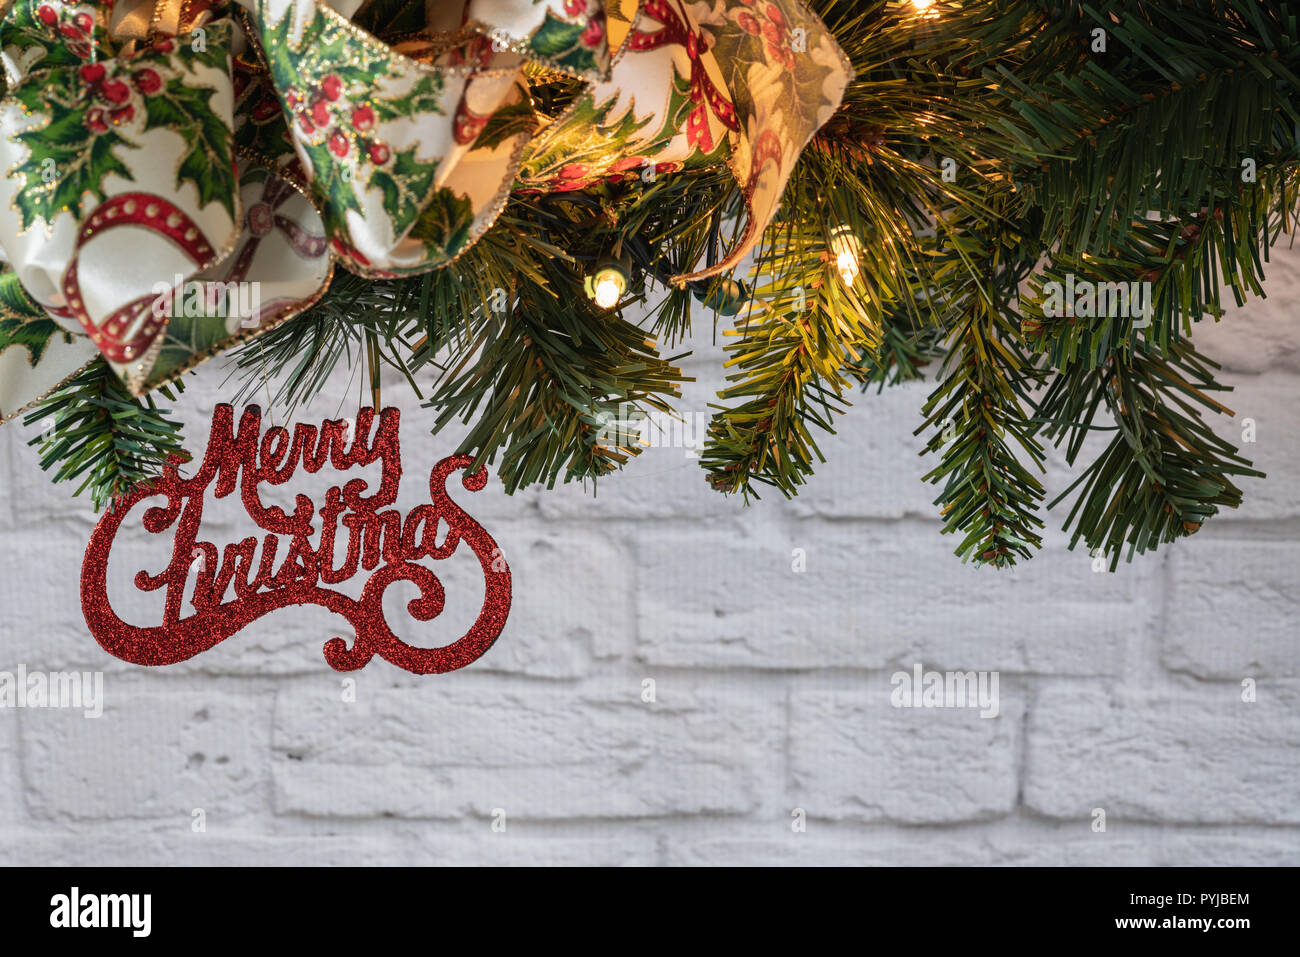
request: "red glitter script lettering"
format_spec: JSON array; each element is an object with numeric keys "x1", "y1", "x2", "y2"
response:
[{"x1": 80, "y1": 404, "x2": 511, "y2": 673}]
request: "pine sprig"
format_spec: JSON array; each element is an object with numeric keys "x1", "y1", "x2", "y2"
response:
[
  {"x1": 916, "y1": 211, "x2": 1048, "y2": 567},
  {"x1": 1038, "y1": 343, "x2": 1264, "y2": 567},
  {"x1": 229, "y1": 268, "x2": 425, "y2": 414},
  {"x1": 700, "y1": 224, "x2": 880, "y2": 499},
  {"x1": 22, "y1": 360, "x2": 186, "y2": 512}
]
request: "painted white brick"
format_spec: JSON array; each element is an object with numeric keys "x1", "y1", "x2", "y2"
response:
[
  {"x1": 663, "y1": 835, "x2": 992, "y2": 866},
  {"x1": 471, "y1": 524, "x2": 632, "y2": 676},
  {"x1": 0, "y1": 715, "x2": 24, "y2": 825},
  {"x1": 785, "y1": 379, "x2": 943, "y2": 520},
  {"x1": 0, "y1": 830, "x2": 406, "y2": 866},
  {"x1": 21, "y1": 689, "x2": 272, "y2": 820},
  {"x1": 1025, "y1": 686, "x2": 1300, "y2": 824},
  {"x1": 1203, "y1": 372, "x2": 1300, "y2": 521},
  {"x1": 635, "y1": 520, "x2": 1152, "y2": 673},
  {"x1": 386, "y1": 827, "x2": 659, "y2": 866},
  {"x1": 1183, "y1": 240, "x2": 1300, "y2": 376},
  {"x1": 0, "y1": 529, "x2": 136, "y2": 671},
  {"x1": 271, "y1": 681, "x2": 779, "y2": 819},
  {"x1": 1149, "y1": 835, "x2": 1300, "y2": 867},
  {"x1": 663, "y1": 829, "x2": 1150, "y2": 866},
  {"x1": 1164, "y1": 536, "x2": 1300, "y2": 678},
  {"x1": 789, "y1": 688, "x2": 1022, "y2": 823}
]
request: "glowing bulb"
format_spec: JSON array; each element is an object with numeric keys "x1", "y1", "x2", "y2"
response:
[
  {"x1": 586, "y1": 261, "x2": 630, "y2": 310},
  {"x1": 593, "y1": 276, "x2": 623, "y2": 309},
  {"x1": 912, "y1": 0, "x2": 934, "y2": 8},
  {"x1": 830, "y1": 224, "x2": 861, "y2": 287},
  {"x1": 836, "y1": 249, "x2": 860, "y2": 286}
]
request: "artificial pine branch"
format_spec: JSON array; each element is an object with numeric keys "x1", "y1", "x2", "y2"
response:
[
  {"x1": 423, "y1": 281, "x2": 689, "y2": 492},
  {"x1": 22, "y1": 360, "x2": 186, "y2": 512},
  {"x1": 1037, "y1": 343, "x2": 1263, "y2": 568},
  {"x1": 228, "y1": 268, "x2": 425, "y2": 415},
  {"x1": 700, "y1": 221, "x2": 880, "y2": 498},
  {"x1": 915, "y1": 202, "x2": 1049, "y2": 567},
  {"x1": 852, "y1": 305, "x2": 944, "y2": 390}
]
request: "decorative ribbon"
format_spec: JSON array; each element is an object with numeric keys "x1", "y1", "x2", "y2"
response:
[
  {"x1": 0, "y1": 0, "x2": 851, "y2": 421},
  {"x1": 225, "y1": 174, "x2": 327, "y2": 287}
]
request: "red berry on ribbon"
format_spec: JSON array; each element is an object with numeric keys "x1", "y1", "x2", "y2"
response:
[
  {"x1": 101, "y1": 80, "x2": 131, "y2": 104},
  {"x1": 352, "y1": 104, "x2": 375, "y2": 132},
  {"x1": 581, "y1": 18, "x2": 604, "y2": 48},
  {"x1": 322, "y1": 74, "x2": 342, "y2": 101},
  {"x1": 133, "y1": 68, "x2": 162, "y2": 95}
]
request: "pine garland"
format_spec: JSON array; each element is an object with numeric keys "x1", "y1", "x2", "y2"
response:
[{"x1": 27, "y1": 0, "x2": 1300, "y2": 569}]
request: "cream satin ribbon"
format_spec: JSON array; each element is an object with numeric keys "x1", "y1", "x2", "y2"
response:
[{"x1": 0, "y1": 0, "x2": 851, "y2": 421}]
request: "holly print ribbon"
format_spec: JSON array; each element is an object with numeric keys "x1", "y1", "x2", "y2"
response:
[{"x1": 0, "y1": 0, "x2": 849, "y2": 419}]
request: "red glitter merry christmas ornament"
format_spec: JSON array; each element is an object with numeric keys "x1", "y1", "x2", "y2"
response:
[{"x1": 80, "y1": 404, "x2": 511, "y2": 674}]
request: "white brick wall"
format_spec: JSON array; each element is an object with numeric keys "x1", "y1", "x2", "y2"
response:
[{"x1": 1, "y1": 245, "x2": 1299, "y2": 866}]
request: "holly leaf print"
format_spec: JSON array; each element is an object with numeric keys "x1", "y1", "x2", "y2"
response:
[
  {"x1": 147, "y1": 310, "x2": 239, "y2": 386},
  {"x1": 181, "y1": 19, "x2": 233, "y2": 74},
  {"x1": 259, "y1": 3, "x2": 395, "y2": 100},
  {"x1": 0, "y1": 271, "x2": 70, "y2": 367},
  {"x1": 11, "y1": 76, "x2": 135, "y2": 230},
  {"x1": 0, "y1": 272, "x2": 45, "y2": 318},
  {"x1": 372, "y1": 72, "x2": 445, "y2": 123},
  {"x1": 0, "y1": 314, "x2": 74, "y2": 367},
  {"x1": 476, "y1": 99, "x2": 537, "y2": 151},
  {"x1": 517, "y1": 90, "x2": 655, "y2": 187},
  {"x1": 258, "y1": 3, "x2": 415, "y2": 234},
  {"x1": 4, "y1": 2, "x2": 102, "y2": 74},
  {"x1": 298, "y1": 139, "x2": 363, "y2": 237},
  {"x1": 143, "y1": 74, "x2": 238, "y2": 219},
  {"x1": 371, "y1": 145, "x2": 438, "y2": 237},
  {"x1": 530, "y1": 11, "x2": 601, "y2": 74},
  {"x1": 407, "y1": 187, "x2": 474, "y2": 260}
]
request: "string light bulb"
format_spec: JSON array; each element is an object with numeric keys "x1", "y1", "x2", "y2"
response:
[
  {"x1": 584, "y1": 257, "x2": 631, "y2": 310},
  {"x1": 829, "y1": 224, "x2": 861, "y2": 287},
  {"x1": 592, "y1": 274, "x2": 623, "y2": 309}
]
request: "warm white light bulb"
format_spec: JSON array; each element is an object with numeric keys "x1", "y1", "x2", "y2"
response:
[
  {"x1": 836, "y1": 249, "x2": 860, "y2": 286},
  {"x1": 593, "y1": 276, "x2": 623, "y2": 309},
  {"x1": 912, "y1": 0, "x2": 935, "y2": 10},
  {"x1": 830, "y1": 226, "x2": 861, "y2": 287}
]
